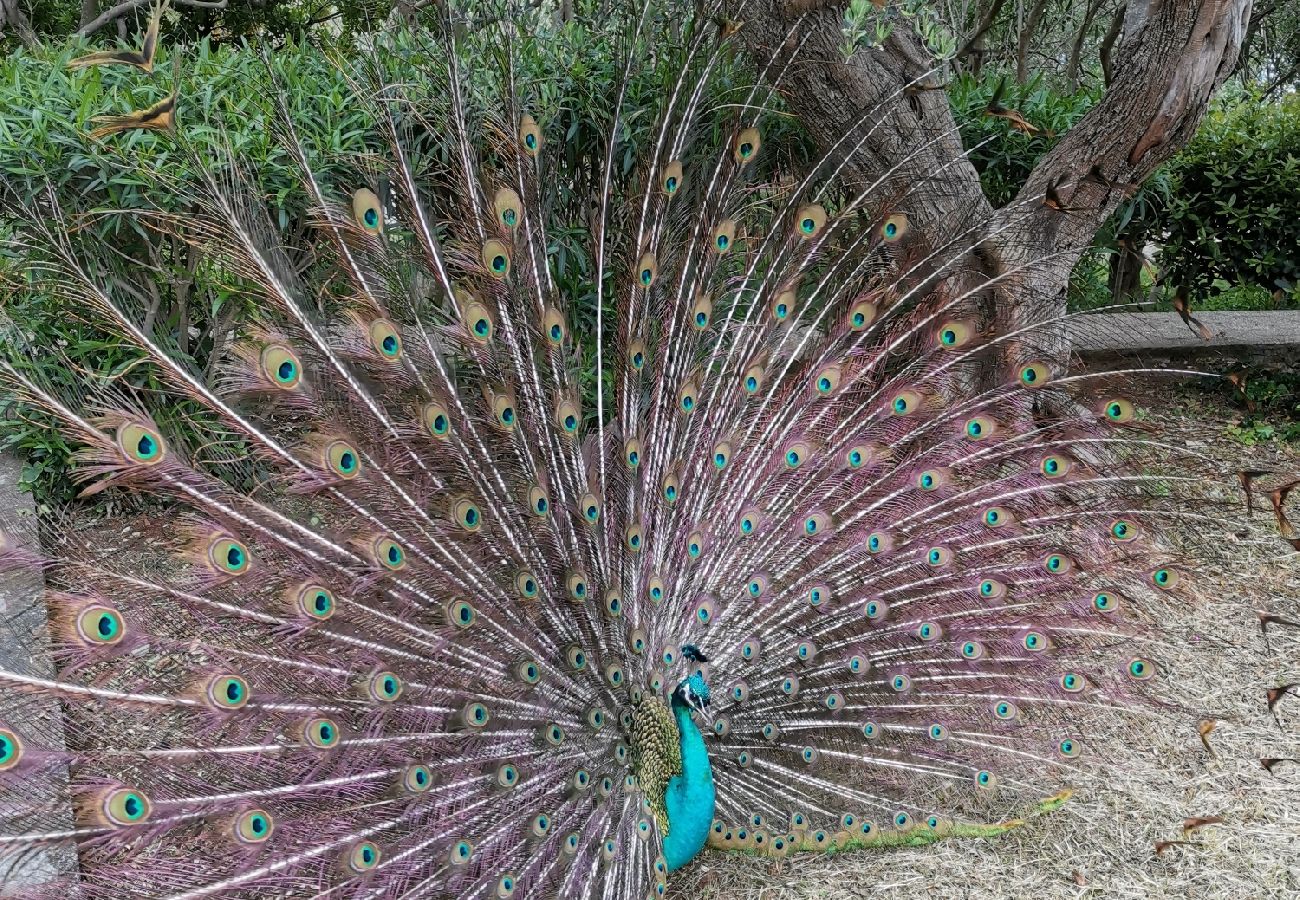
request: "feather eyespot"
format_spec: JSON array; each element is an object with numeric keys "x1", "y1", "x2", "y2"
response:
[
  {"x1": 916, "y1": 621, "x2": 942, "y2": 641},
  {"x1": 402, "y1": 765, "x2": 432, "y2": 795},
  {"x1": 847, "y1": 298, "x2": 878, "y2": 332},
  {"x1": 964, "y1": 416, "x2": 996, "y2": 440},
  {"x1": 352, "y1": 187, "x2": 382, "y2": 234},
  {"x1": 734, "y1": 127, "x2": 761, "y2": 164},
  {"x1": 845, "y1": 444, "x2": 874, "y2": 469},
  {"x1": 259, "y1": 344, "x2": 302, "y2": 390},
  {"x1": 891, "y1": 390, "x2": 921, "y2": 416},
  {"x1": 492, "y1": 393, "x2": 517, "y2": 430},
  {"x1": 325, "y1": 439, "x2": 361, "y2": 479},
  {"x1": 117, "y1": 422, "x2": 165, "y2": 466},
  {"x1": 1109, "y1": 519, "x2": 1139, "y2": 542},
  {"x1": 450, "y1": 839, "x2": 475, "y2": 866},
  {"x1": 368, "y1": 670, "x2": 403, "y2": 702},
  {"x1": 629, "y1": 340, "x2": 648, "y2": 370},
  {"x1": 742, "y1": 363, "x2": 765, "y2": 395},
  {"x1": 662, "y1": 160, "x2": 683, "y2": 195},
  {"x1": 637, "y1": 254, "x2": 658, "y2": 287},
  {"x1": 802, "y1": 511, "x2": 830, "y2": 536},
  {"x1": 691, "y1": 292, "x2": 713, "y2": 329},
  {"x1": 686, "y1": 530, "x2": 705, "y2": 560},
  {"x1": 711, "y1": 220, "x2": 736, "y2": 254},
  {"x1": 451, "y1": 497, "x2": 482, "y2": 532},
  {"x1": 879, "y1": 213, "x2": 908, "y2": 242},
  {"x1": 76, "y1": 605, "x2": 125, "y2": 645},
  {"x1": 924, "y1": 547, "x2": 952, "y2": 568},
  {"x1": 679, "y1": 379, "x2": 699, "y2": 414},
  {"x1": 770, "y1": 288, "x2": 796, "y2": 322},
  {"x1": 784, "y1": 440, "x2": 810, "y2": 469},
  {"x1": 448, "y1": 598, "x2": 478, "y2": 627},
  {"x1": 647, "y1": 576, "x2": 665, "y2": 604},
  {"x1": 102, "y1": 787, "x2": 151, "y2": 827},
  {"x1": 1060, "y1": 672, "x2": 1086, "y2": 693},
  {"x1": 982, "y1": 505, "x2": 1013, "y2": 527},
  {"x1": 373, "y1": 536, "x2": 405, "y2": 570},
  {"x1": 422, "y1": 402, "x2": 452, "y2": 439},
  {"x1": 303, "y1": 716, "x2": 341, "y2": 748},
  {"x1": 566, "y1": 573, "x2": 589, "y2": 602},
  {"x1": 1043, "y1": 552, "x2": 1073, "y2": 574},
  {"x1": 206, "y1": 673, "x2": 250, "y2": 710},
  {"x1": 492, "y1": 187, "x2": 521, "y2": 230},
  {"x1": 578, "y1": 492, "x2": 601, "y2": 525},
  {"x1": 795, "y1": 204, "x2": 826, "y2": 239},
  {"x1": 625, "y1": 524, "x2": 644, "y2": 553},
  {"x1": 542, "y1": 307, "x2": 567, "y2": 345},
  {"x1": 208, "y1": 536, "x2": 251, "y2": 576},
  {"x1": 1093, "y1": 591, "x2": 1119, "y2": 613},
  {"x1": 662, "y1": 469, "x2": 681, "y2": 503},
  {"x1": 712, "y1": 440, "x2": 732, "y2": 470},
  {"x1": 624, "y1": 438, "x2": 642, "y2": 469},
  {"x1": 1018, "y1": 361, "x2": 1051, "y2": 387},
  {"x1": 937, "y1": 321, "x2": 973, "y2": 349},
  {"x1": 234, "y1": 808, "x2": 274, "y2": 843},
  {"x1": 515, "y1": 660, "x2": 541, "y2": 685},
  {"x1": 368, "y1": 319, "x2": 402, "y2": 361},
  {"x1": 993, "y1": 700, "x2": 1018, "y2": 720},
  {"x1": 978, "y1": 578, "x2": 1006, "y2": 599},
  {"x1": 975, "y1": 770, "x2": 996, "y2": 790},
  {"x1": 865, "y1": 531, "x2": 893, "y2": 555},
  {"x1": 1057, "y1": 737, "x2": 1082, "y2": 759},
  {"x1": 482, "y1": 240, "x2": 511, "y2": 279},
  {"x1": 518, "y1": 115, "x2": 542, "y2": 155},
  {"x1": 1127, "y1": 657, "x2": 1155, "y2": 680},
  {"x1": 346, "y1": 840, "x2": 381, "y2": 873},
  {"x1": 461, "y1": 299, "x2": 495, "y2": 343},
  {"x1": 526, "y1": 484, "x2": 549, "y2": 517},
  {"x1": 746, "y1": 573, "x2": 768, "y2": 599},
  {"x1": 295, "y1": 584, "x2": 334, "y2": 621},
  {"x1": 1040, "y1": 454, "x2": 1071, "y2": 477},
  {"x1": 514, "y1": 570, "x2": 539, "y2": 600},
  {"x1": 1150, "y1": 567, "x2": 1179, "y2": 589},
  {"x1": 0, "y1": 729, "x2": 23, "y2": 772},
  {"x1": 813, "y1": 364, "x2": 842, "y2": 397},
  {"x1": 555, "y1": 400, "x2": 580, "y2": 436},
  {"x1": 1101, "y1": 398, "x2": 1135, "y2": 422}
]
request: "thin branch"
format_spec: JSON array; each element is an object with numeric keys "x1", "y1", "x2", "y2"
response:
[
  {"x1": 76, "y1": 0, "x2": 227, "y2": 39},
  {"x1": 1099, "y1": 2, "x2": 1125, "y2": 87},
  {"x1": 955, "y1": 0, "x2": 1007, "y2": 61}
]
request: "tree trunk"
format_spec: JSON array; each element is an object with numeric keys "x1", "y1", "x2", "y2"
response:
[
  {"x1": 80, "y1": 0, "x2": 99, "y2": 29},
  {"x1": 729, "y1": 0, "x2": 1251, "y2": 361}
]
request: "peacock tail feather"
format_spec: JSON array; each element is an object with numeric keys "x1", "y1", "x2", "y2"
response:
[{"x1": 0, "y1": 1, "x2": 1240, "y2": 898}]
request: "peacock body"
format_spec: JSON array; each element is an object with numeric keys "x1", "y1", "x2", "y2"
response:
[{"x1": 0, "y1": 2, "x2": 1231, "y2": 898}]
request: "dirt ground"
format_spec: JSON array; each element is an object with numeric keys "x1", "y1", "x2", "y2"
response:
[{"x1": 672, "y1": 370, "x2": 1300, "y2": 900}]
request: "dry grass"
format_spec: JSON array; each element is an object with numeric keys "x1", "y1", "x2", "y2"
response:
[{"x1": 672, "y1": 376, "x2": 1300, "y2": 900}]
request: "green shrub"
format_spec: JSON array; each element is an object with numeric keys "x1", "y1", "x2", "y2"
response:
[{"x1": 1152, "y1": 94, "x2": 1300, "y2": 307}]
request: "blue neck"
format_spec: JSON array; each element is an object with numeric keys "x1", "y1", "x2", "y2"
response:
[{"x1": 661, "y1": 697, "x2": 716, "y2": 872}]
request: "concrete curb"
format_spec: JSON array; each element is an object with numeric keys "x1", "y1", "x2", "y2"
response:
[
  {"x1": 0, "y1": 453, "x2": 78, "y2": 892},
  {"x1": 1069, "y1": 311, "x2": 1300, "y2": 355}
]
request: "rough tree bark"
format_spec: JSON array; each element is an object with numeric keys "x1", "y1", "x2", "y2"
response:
[{"x1": 730, "y1": 0, "x2": 1252, "y2": 357}]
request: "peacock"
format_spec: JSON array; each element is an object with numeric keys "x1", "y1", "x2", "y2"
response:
[{"x1": 0, "y1": 2, "x2": 1243, "y2": 898}]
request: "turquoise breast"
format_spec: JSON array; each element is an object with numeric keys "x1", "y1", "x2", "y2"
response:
[{"x1": 663, "y1": 701, "x2": 716, "y2": 871}]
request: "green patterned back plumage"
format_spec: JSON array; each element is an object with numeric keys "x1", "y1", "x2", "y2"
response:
[{"x1": 0, "y1": 1, "x2": 1240, "y2": 898}]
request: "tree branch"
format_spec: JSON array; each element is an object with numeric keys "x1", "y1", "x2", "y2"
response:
[
  {"x1": 955, "y1": 0, "x2": 1007, "y2": 62},
  {"x1": 77, "y1": 0, "x2": 227, "y2": 38}
]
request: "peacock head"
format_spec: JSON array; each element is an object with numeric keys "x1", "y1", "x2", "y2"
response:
[{"x1": 672, "y1": 645, "x2": 712, "y2": 719}]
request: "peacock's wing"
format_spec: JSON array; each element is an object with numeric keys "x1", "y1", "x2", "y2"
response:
[{"x1": 630, "y1": 695, "x2": 682, "y2": 836}]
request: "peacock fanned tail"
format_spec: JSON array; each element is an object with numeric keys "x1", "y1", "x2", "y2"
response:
[{"x1": 0, "y1": 2, "x2": 1234, "y2": 898}]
